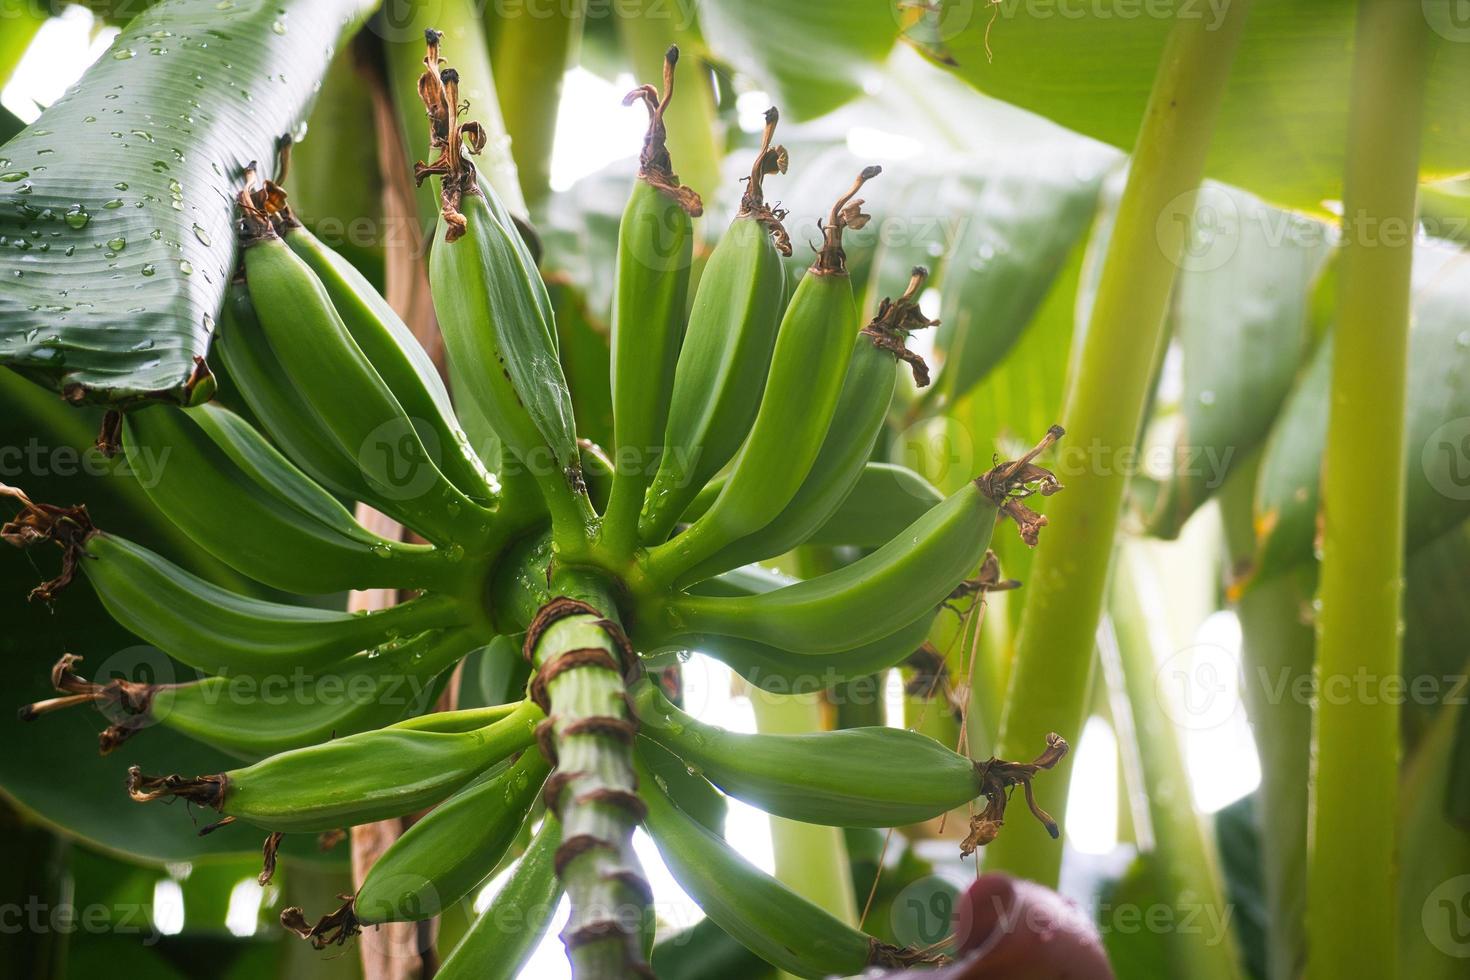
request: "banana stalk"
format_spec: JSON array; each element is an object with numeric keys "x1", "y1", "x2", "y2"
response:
[{"x1": 526, "y1": 573, "x2": 652, "y2": 978}]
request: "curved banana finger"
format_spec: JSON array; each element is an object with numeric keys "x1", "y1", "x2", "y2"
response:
[
  {"x1": 633, "y1": 680, "x2": 977, "y2": 827},
  {"x1": 126, "y1": 699, "x2": 543, "y2": 833},
  {"x1": 80, "y1": 533, "x2": 467, "y2": 675}
]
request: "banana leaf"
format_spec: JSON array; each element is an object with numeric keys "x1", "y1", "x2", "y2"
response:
[
  {"x1": 696, "y1": 1, "x2": 1470, "y2": 217},
  {"x1": 1252, "y1": 237, "x2": 1470, "y2": 581},
  {"x1": 0, "y1": 0, "x2": 376, "y2": 403},
  {"x1": 1130, "y1": 182, "x2": 1334, "y2": 538}
]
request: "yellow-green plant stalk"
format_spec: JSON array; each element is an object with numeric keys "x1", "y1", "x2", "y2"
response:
[
  {"x1": 1308, "y1": 3, "x2": 1428, "y2": 977},
  {"x1": 984, "y1": 3, "x2": 1251, "y2": 886},
  {"x1": 1107, "y1": 547, "x2": 1244, "y2": 980}
]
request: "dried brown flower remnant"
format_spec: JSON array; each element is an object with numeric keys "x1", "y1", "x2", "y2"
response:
[
  {"x1": 977, "y1": 426, "x2": 1065, "y2": 546},
  {"x1": 962, "y1": 732, "x2": 1069, "y2": 856}
]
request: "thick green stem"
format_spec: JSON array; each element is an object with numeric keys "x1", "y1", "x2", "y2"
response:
[
  {"x1": 1106, "y1": 546, "x2": 1244, "y2": 980},
  {"x1": 613, "y1": 0, "x2": 723, "y2": 205},
  {"x1": 1308, "y1": 3, "x2": 1427, "y2": 977},
  {"x1": 529, "y1": 571, "x2": 650, "y2": 978},
  {"x1": 985, "y1": 6, "x2": 1251, "y2": 885},
  {"x1": 1221, "y1": 457, "x2": 1313, "y2": 980},
  {"x1": 492, "y1": 0, "x2": 587, "y2": 206}
]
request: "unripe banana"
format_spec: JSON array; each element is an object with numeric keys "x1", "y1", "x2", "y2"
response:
[
  {"x1": 212, "y1": 279, "x2": 372, "y2": 503},
  {"x1": 679, "y1": 268, "x2": 935, "y2": 582},
  {"x1": 636, "y1": 754, "x2": 929, "y2": 979},
  {"x1": 26, "y1": 629, "x2": 479, "y2": 758},
  {"x1": 420, "y1": 63, "x2": 588, "y2": 541},
  {"x1": 237, "y1": 192, "x2": 493, "y2": 548},
  {"x1": 802, "y1": 462, "x2": 943, "y2": 548},
  {"x1": 632, "y1": 680, "x2": 977, "y2": 827},
  {"x1": 437, "y1": 815, "x2": 563, "y2": 980},
  {"x1": 646, "y1": 167, "x2": 882, "y2": 584},
  {"x1": 127, "y1": 699, "x2": 543, "y2": 832},
  {"x1": 279, "y1": 216, "x2": 497, "y2": 505},
  {"x1": 355, "y1": 749, "x2": 549, "y2": 923},
  {"x1": 684, "y1": 461, "x2": 943, "y2": 550},
  {"x1": 124, "y1": 403, "x2": 459, "y2": 595},
  {"x1": 636, "y1": 107, "x2": 789, "y2": 546},
  {"x1": 601, "y1": 45, "x2": 704, "y2": 553},
  {"x1": 658, "y1": 427, "x2": 1064, "y2": 654},
  {"x1": 78, "y1": 533, "x2": 466, "y2": 676}
]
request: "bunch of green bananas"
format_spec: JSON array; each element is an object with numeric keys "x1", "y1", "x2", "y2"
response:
[{"x1": 2, "y1": 32, "x2": 1070, "y2": 980}]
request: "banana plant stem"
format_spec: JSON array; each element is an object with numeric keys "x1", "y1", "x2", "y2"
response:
[
  {"x1": 983, "y1": 5, "x2": 1251, "y2": 885},
  {"x1": 530, "y1": 570, "x2": 652, "y2": 979},
  {"x1": 1105, "y1": 546, "x2": 1244, "y2": 980},
  {"x1": 1220, "y1": 456, "x2": 1313, "y2": 980},
  {"x1": 1308, "y1": 3, "x2": 1428, "y2": 977}
]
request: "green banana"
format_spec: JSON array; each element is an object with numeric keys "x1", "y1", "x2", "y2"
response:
[
  {"x1": 420, "y1": 62, "x2": 587, "y2": 542},
  {"x1": 437, "y1": 815, "x2": 563, "y2": 980},
  {"x1": 656, "y1": 428, "x2": 1063, "y2": 654},
  {"x1": 237, "y1": 192, "x2": 493, "y2": 548},
  {"x1": 154, "y1": 629, "x2": 480, "y2": 758},
  {"x1": 27, "y1": 628, "x2": 478, "y2": 759},
  {"x1": 279, "y1": 216, "x2": 497, "y2": 505},
  {"x1": 678, "y1": 268, "x2": 935, "y2": 582},
  {"x1": 601, "y1": 44, "x2": 703, "y2": 552},
  {"x1": 213, "y1": 279, "x2": 373, "y2": 503},
  {"x1": 633, "y1": 680, "x2": 977, "y2": 827},
  {"x1": 637, "y1": 754, "x2": 926, "y2": 979},
  {"x1": 683, "y1": 461, "x2": 943, "y2": 550},
  {"x1": 646, "y1": 167, "x2": 882, "y2": 584},
  {"x1": 127, "y1": 699, "x2": 543, "y2": 832},
  {"x1": 635, "y1": 106, "x2": 788, "y2": 546},
  {"x1": 355, "y1": 749, "x2": 550, "y2": 922},
  {"x1": 124, "y1": 403, "x2": 458, "y2": 595},
  {"x1": 802, "y1": 462, "x2": 943, "y2": 547},
  {"x1": 77, "y1": 533, "x2": 467, "y2": 676}
]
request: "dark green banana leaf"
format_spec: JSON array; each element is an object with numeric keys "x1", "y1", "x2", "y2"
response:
[
  {"x1": 1129, "y1": 182, "x2": 1333, "y2": 539},
  {"x1": 0, "y1": 0, "x2": 376, "y2": 403},
  {"x1": 1252, "y1": 237, "x2": 1470, "y2": 581},
  {"x1": 694, "y1": 0, "x2": 1470, "y2": 216}
]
